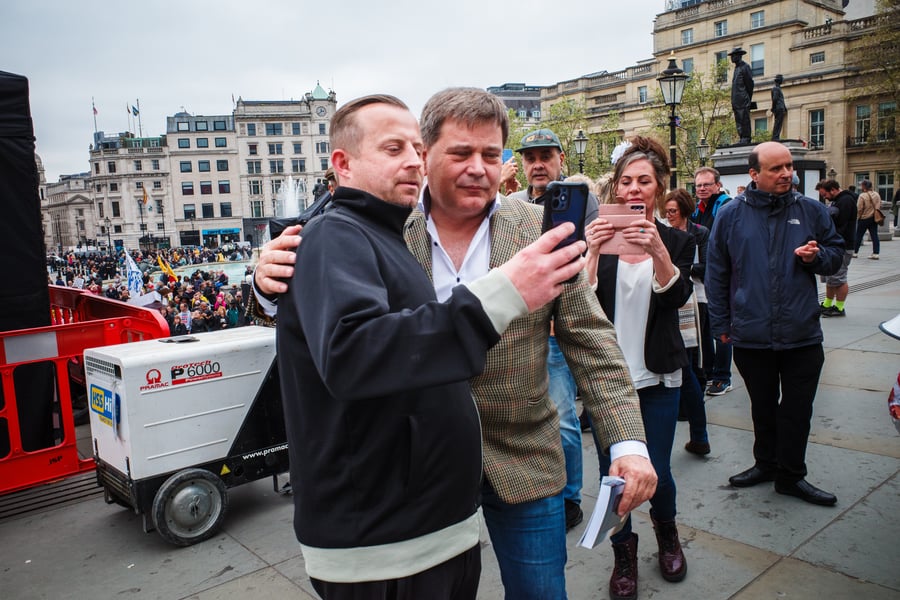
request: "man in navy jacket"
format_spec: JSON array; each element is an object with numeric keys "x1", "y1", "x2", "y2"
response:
[{"x1": 706, "y1": 142, "x2": 843, "y2": 507}]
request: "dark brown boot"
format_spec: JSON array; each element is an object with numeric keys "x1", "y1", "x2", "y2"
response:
[
  {"x1": 609, "y1": 532, "x2": 638, "y2": 600},
  {"x1": 652, "y1": 514, "x2": 687, "y2": 582}
]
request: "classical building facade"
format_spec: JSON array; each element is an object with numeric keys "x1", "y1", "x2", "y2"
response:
[
  {"x1": 488, "y1": 83, "x2": 543, "y2": 126},
  {"x1": 42, "y1": 83, "x2": 336, "y2": 254},
  {"x1": 541, "y1": 0, "x2": 895, "y2": 198},
  {"x1": 88, "y1": 132, "x2": 173, "y2": 252}
]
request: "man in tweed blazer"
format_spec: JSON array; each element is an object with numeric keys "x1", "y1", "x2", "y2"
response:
[{"x1": 254, "y1": 88, "x2": 655, "y2": 599}]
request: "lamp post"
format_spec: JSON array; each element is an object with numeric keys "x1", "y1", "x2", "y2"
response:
[
  {"x1": 697, "y1": 137, "x2": 710, "y2": 167},
  {"x1": 657, "y1": 52, "x2": 688, "y2": 189},
  {"x1": 574, "y1": 129, "x2": 588, "y2": 174},
  {"x1": 137, "y1": 199, "x2": 146, "y2": 252},
  {"x1": 189, "y1": 215, "x2": 196, "y2": 246},
  {"x1": 104, "y1": 217, "x2": 112, "y2": 256}
]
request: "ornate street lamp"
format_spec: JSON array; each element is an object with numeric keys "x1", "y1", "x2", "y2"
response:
[
  {"x1": 697, "y1": 137, "x2": 710, "y2": 167},
  {"x1": 574, "y1": 129, "x2": 588, "y2": 174},
  {"x1": 657, "y1": 52, "x2": 688, "y2": 189},
  {"x1": 104, "y1": 216, "x2": 112, "y2": 256}
]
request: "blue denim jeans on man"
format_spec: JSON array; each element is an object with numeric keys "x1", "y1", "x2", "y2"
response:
[
  {"x1": 547, "y1": 336, "x2": 582, "y2": 504},
  {"x1": 482, "y1": 482, "x2": 567, "y2": 599}
]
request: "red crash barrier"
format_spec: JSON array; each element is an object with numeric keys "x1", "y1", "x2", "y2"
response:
[{"x1": 0, "y1": 286, "x2": 170, "y2": 495}]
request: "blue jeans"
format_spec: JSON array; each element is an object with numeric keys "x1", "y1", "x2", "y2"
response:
[
  {"x1": 547, "y1": 336, "x2": 582, "y2": 504},
  {"x1": 711, "y1": 337, "x2": 732, "y2": 384},
  {"x1": 682, "y1": 350, "x2": 708, "y2": 444},
  {"x1": 854, "y1": 217, "x2": 880, "y2": 254},
  {"x1": 482, "y1": 482, "x2": 567, "y2": 600},
  {"x1": 591, "y1": 383, "x2": 680, "y2": 540}
]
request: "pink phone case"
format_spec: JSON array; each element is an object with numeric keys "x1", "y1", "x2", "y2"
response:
[{"x1": 597, "y1": 203, "x2": 646, "y2": 255}]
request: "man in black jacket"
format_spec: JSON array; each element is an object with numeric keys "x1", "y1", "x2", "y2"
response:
[
  {"x1": 815, "y1": 179, "x2": 857, "y2": 317},
  {"x1": 276, "y1": 94, "x2": 586, "y2": 599}
]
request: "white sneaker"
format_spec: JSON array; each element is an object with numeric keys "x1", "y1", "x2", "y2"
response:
[
  {"x1": 869, "y1": 254, "x2": 879, "y2": 260},
  {"x1": 852, "y1": 253, "x2": 858, "y2": 258}
]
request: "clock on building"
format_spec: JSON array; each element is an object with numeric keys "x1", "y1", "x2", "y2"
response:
[{"x1": 316, "y1": 106, "x2": 327, "y2": 117}]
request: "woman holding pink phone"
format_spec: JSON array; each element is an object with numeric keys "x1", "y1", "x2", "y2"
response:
[{"x1": 583, "y1": 136, "x2": 694, "y2": 600}]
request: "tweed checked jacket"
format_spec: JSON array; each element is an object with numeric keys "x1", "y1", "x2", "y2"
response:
[{"x1": 404, "y1": 195, "x2": 645, "y2": 505}]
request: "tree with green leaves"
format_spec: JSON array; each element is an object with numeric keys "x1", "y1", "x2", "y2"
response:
[
  {"x1": 847, "y1": 0, "x2": 900, "y2": 159},
  {"x1": 505, "y1": 99, "x2": 622, "y2": 185},
  {"x1": 648, "y1": 61, "x2": 732, "y2": 187}
]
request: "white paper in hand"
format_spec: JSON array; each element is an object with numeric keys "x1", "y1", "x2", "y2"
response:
[{"x1": 578, "y1": 476, "x2": 627, "y2": 549}]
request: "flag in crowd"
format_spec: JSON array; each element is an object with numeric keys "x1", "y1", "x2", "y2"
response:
[
  {"x1": 125, "y1": 252, "x2": 143, "y2": 297},
  {"x1": 157, "y1": 255, "x2": 177, "y2": 280}
]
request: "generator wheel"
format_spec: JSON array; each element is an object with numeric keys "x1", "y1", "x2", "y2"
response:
[{"x1": 151, "y1": 468, "x2": 227, "y2": 546}]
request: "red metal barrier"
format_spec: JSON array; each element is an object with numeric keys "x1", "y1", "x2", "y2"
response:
[{"x1": 0, "y1": 286, "x2": 170, "y2": 495}]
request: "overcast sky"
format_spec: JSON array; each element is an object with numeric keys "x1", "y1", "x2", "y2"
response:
[{"x1": 3, "y1": 0, "x2": 664, "y2": 182}]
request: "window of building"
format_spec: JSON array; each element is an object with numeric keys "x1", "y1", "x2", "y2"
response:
[
  {"x1": 810, "y1": 52, "x2": 825, "y2": 65},
  {"x1": 94, "y1": 163, "x2": 100, "y2": 174},
  {"x1": 856, "y1": 104, "x2": 871, "y2": 143},
  {"x1": 178, "y1": 138, "x2": 190, "y2": 148},
  {"x1": 318, "y1": 123, "x2": 326, "y2": 135},
  {"x1": 139, "y1": 223, "x2": 146, "y2": 232},
  {"x1": 196, "y1": 137, "x2": 209, "y2": 148},
  {"x1": 149, "y1": 139, "x2": 160, "y2": 148},
  {"x1": 292, "y1": 122, "x2": 301, "y2": 135},
  {"x1": 76, "y1": 208, "x2": 84, "y2": 217},
  {"x1": 270, "y1": 159, "x2": 284, "y2": 173},
  {"x1": 876, "y1": 172, "x2": 894, "y2": 202},
  {"x1": 251, "y1": 200, "x2": 263, "y2": 218},
  {"x1": 107, "y1": 161, "x2": 116, "y2": 173},
  {"x1": 218, "y1": 180, "x2": 231, "y2": 194},
  {"x1": 112, "y1": 225, "x2": 122, "y2": 234},
  {"x1": 877, "y1": 101, "x2": 896, "y2": 141},
  {"x1": 271, "y1": 179, "x2": 283, "y2": 195},
  {"x1": 196, "y1": 121, "x2": 209, "y2": 131},
  {"x1": 532, "y1": 109, "x2": 541, "y2": 119},
  {"x1": 249, "y1": 180, "x2": 262, "y2": 195},
  {"x1": 216, "y1": 160, "x2": 228, "y2": 171},
  {"x1": 177, "y1": 121, "x2": 190, "y2": 131},
  {"x1": 247, "y1": 160, "x2": 262, "y2": 174},
  {"x1": 180, "y1": 161, "x2": 192, "y2": 173},
  {"x1": 247, "y1": 123, "x2": 256, "y2": 136},
  {"x1": 96, "y1": 184, "x2": 102, "y2": 192},
  {"x1": 681, "y1": 29, "x2": 693, "y2": 45},
  {"x1": 112, "y1": 201, "x2": 120, "y2": 217},
  {"x1": 638, "y1": 86, "x2": 648, "y2": 103},
  {"x1": 750, "y1": 10, "x2": 765, "y2": 29},
  {"x1": 714, "y1": 50, "x2": 728, "y2": 82},
  {"x1": 265, "y1": 122, "x2": 283, "y2": 136},
  {"x1": 134, "y1": 160, "x2": 142, "y2": 171},
  {"x1": 183, "y1": 204, "x2": 196, "y2": 219},
  {"x1": 182, "y1": 182, "x2": 194, "y2": 195},
  {"x1": 292, "y1": 158, "x2": 306, "y2": 173},
  {"x1": 200, "y1": 181, "x2": 212, "y2": 195},
  {"x1": 754, "y1": 118, "x2": 768, "y2": 133},
  {"x1": 201, "y1": 203, "x2": 214, "y2": 218},
  {"x1": 98, "y1": 203, "x2": 105, "y2": 218},
  {"x1": 198, "y1": 160, "x2": 210, "y2": 172},
  {"x1": 110, "y1": 182, "x2": 118, "y2": 192},
  {"x1": 293, "y1": 142, "x2": 303, "y2": 154},
  {"x1": 268, "y1": 142, "x2": 283, "y2": 155},
  {"x1": 155, "y1": 199, "x2": 162, "y2": 215},
  {"x1": 215, "y1": 137, "x2": 227, "y2": 147},
  {"x1": 320, "y1": 158, "x2": 329, "y2": 171},
  {"x1": 315, "y1": 141, "x2": 330, "y2": 154},
  {"x1": 152, "y1": 159, "x2": 160, "y2": 170},
  {"x1": 248, "y1": 143, "x2": 258, "y2": 155},
  {"x1": 714, "y1": 20, "x2": 727, "y2": 37},
  {"x1": 750, "y1": 43, "x2": 765, "y2": 77},
  {"x1": 153, "y1": 180, "x2": 162, "y2": 190},
  {"x1": 135, "y1": 181, "x2": 143, "y2": 190},
  {"x1": 220, "y1": 202, "x2": 232, "y2": 217},
  {"x1": 156, "y1": 223, "x2": 164, "y2": 231},
  {"x1": 809, "y1": 109, "x2": 825, "y2": 148},
  {"x1": 682, "y1": 58, "x2": 694, "y2": 74},
  {"x1": 213, "y1": 120, "x2": 226, "y2": 131}
]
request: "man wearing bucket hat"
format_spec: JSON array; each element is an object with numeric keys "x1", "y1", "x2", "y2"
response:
[
  {"x1": 508, "y1": 128, "x2": 601, "y2": 532},
  {"x1": 729, "y1": 47, "x2": 755, "y2": 144}
]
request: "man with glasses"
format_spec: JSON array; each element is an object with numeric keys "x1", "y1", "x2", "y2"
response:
[{"x1": 691, "y1": 167, "x2": 733, "y2": 397}]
